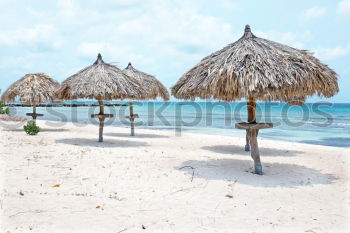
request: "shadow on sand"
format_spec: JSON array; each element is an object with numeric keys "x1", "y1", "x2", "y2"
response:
[
  {"x1": 4, "y1": 128, "x2": 69, "y2": 132},
  {"x1": 201, "y1": 145, "x2": 302, "y2": 157},
  {"x1": 41, "y1": 128, "x2": 70, "y2": 132},
  {"x1": 56, "y1": 138, "x2": 148, "y2": 148},
  {"x1": 178, "y1": 159, "x2": 336, "y2": 188},
  {"x1": 105, "y1": 132, "x2": 169, "y2": 138}
]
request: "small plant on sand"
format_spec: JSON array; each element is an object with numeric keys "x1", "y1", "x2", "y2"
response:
[
  {"x1": 0, "y1": 101, "x2": 10, "y2": 114},
  {"x1": 24, "y1": 120, "x2": 40, "y2": 135}
]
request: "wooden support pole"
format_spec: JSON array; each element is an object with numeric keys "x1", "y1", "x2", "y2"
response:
[
  {"x1": 245, "y1": 131, "x2": 250, "y2": 151},
  {"x1": 235, "y1": 122, "x2": 272, "y2": 175},
  {"x1": 129, "y1": 101, "x2": 135, "y2": 136},
  {"x1": 98, "y1": 98, "x2": 105, "y2": 142},
  {"x1": 245, "y1": 97, "x2": 256, "y2": 151},
  {"x1": 235, "y1": 123, "x2": 272, "y2": 175},
  {"x1": 247, "y1": 97, "x2": 256, "y2": 123},
  {"x1": 249, "y1": 129, "x2": 262, "y2": 175},
  {"x1": 32, "y1": 103, "x2": 37, "y2": 120}
]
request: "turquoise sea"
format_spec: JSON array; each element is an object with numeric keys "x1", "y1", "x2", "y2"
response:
[{"x1": 7, "y1": 101, "x2": 350, "y2": 148}]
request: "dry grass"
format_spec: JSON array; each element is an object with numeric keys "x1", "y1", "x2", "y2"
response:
[
  {"x1": 1, "y1": 73, "x2": 60, "y2": 104},
  {"x1": 123, "y1": 63, "x2": 169, "y2": 100},
  {"x1": 57, "y1": 54, "x2": 148, "y2": 100},
  {"x1": 171, "y1": 25, "x2": 339, "y2": 104}
]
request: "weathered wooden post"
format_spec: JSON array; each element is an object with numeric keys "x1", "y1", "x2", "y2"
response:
[
  {"x1": 236, "y1": 122, "x2": 272, "y2": 175},
  {"x1": 235, "y1": 97, "x2": 273, "y2": 175},
  {"x1": 98, "y1": 99, "x2": 104, "y2": 142},
  {"x1": 26, "y1": 102, "x2": 44, "y2": 120},
  {"x1": 126, "y1": 101, "x2": 139, "y2": 136},
  {"x1": 33, "y1": 103, "x2": 37, "y2": 120},
  {"x1": 129, "y1": 101, "x2": 135, "y2": 136},
  {"x1": 91, "y1": 97, "x2": 113, "y2": 142},
  {"x1": 249, "y1": 128, "x2": 262, "y2": 174},
  {"x1": 245, "y1": 97, "x2": 256, "y2": 151}
]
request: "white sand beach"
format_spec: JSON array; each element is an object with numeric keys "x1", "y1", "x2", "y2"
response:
[{"x1": 0, "y1": 120, "x2": 349, "y2": 233}]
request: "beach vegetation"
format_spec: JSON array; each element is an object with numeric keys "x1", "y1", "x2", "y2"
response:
[
  {"x1": 24, "y1": 120, "x2": 41, "y2": 135},
  {"x1": 0, "y1": 101, "x2": 10, "y2": 114}
]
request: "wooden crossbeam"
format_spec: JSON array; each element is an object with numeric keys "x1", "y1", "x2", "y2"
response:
[
  {"x1": 91, "y1": 114, "x2": 114, "y2": 119},
  {"x1": 125, "y1": 114, "x2": 139, "y2": 120},
  {"x1": 26, "y1": 113, "x2": 44, "y2": 117},
  {"x1": 235, "y1": 122, "x2": 273, "y2": 130}
]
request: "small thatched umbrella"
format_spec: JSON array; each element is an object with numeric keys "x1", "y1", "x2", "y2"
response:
[
  {"x1": 1, "y1": 73, "x2": 60, "y2": 120},
  {"x1": 57, "y1": 54, "x2": 147, "y2": 142},
  {"x1": 123, "y1": 62, "x2": 169, "y2": 136},
  {"x1": 172, "y1": 25, "x2": 339, "y2": 174}
]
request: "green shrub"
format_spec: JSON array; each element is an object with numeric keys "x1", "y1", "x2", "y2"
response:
[
  {"x1": 0, "y1": 101, "x2": 9, "y2": 114},
  {"x1": 24, "y1": 120, "x2": 40, "y2": 135}
]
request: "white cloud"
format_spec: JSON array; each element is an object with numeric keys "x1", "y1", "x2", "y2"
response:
[
  {"x1": 0, "y1": 52, "x2": 46, "y2": 69},
  {"x1": 337, "y1": 0, "x2": 350, "y2": 16},
  {"x1": 0, "y1": 56, "x2": 33, "y2": 69},
  {"x1": 0, "y1": 24, "x2": 63, "y2": 49},
  {"x1": 26, "y1": 6, "x2": 44, "y2": 18},
  {"x1": 55, "y1": 0, "x2": 233, "y2": 53},
  {"x1": 77, "y1": 42, "x2": 155, "y2": 68},
  {"x1": 301, "y1": 6, "x2": 326, "y2": 20},
  {"x1": 57, "y1": 0, "x2": 76, "y2": 22},
  {"x1": 314, "y1": 44, "x2": 350, "y2": 61},
  {"x1": 255, "y1": 30, "x2": 313, "y2": 49},
  {"x1": 56, "y1": 0, "x2": 141, "y2": 25},
  {"x1": 115, "y1": 1, "x2": 234, "y2": 53},
  {"x1": 255, "y1": 30, "x2": 349, "y2": 61},
  {"x1": 116, "y1": 15, "x2": 152, "y2": 36},
  {"x1": 73, "y1": 0, "x2": 235, "y2": 71},
  {"x1": 218, "y1": 0, "x2": 236, "y2": 9},
  {"x1": 77, "y1": 42, "x2": 127, "y2": 58}
]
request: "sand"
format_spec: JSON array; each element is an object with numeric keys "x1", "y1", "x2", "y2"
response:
[{"x1": 0, "y1": 120, "x2": 349, "y2": 233}]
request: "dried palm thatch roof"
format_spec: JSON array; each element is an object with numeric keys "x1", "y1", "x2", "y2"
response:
[
  {"x1": 57, "y1": 54, "x2": 148, "y2": 100},
  {"x1": 1, "y1": 73, "x2": 60, "y2": 104},
  {"x1": 123, "y1": 63, "x2": 169, "y2": 100},
  {"x1": 171, "y1": 25, "x2": 339, "y2": 104}
]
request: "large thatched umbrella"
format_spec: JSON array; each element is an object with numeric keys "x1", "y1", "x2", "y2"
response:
[
  {"x1": 123, "y1": 62, "x2": 169, "y2": 136},
  {"x1": 57, "y1": 54, "x2": 147, "y2": 142},
  {"x1": 1, "y1": 73, "x2": 60, "y2": 120},
  {"x1": 172, "y1": 25, "x2": 339, "y2": 175}
]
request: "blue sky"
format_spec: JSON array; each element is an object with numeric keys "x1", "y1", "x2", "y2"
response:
[{"x1": 0, "y1": 0, "x2": 349, "y2": 102}]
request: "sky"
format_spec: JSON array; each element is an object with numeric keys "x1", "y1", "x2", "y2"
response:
[{"x1": 0, "y1": 0, "x2": 349, "y2": 102}]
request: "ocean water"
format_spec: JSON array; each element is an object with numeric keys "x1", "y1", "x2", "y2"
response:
[{"x1": 6, "y1": 101, "x2": 350, "y2": 148}]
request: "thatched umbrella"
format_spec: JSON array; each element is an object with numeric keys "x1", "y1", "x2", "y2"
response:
[
  {"x1": 57, "y1": 54, "x2": 147, "y2": 142},
  {"x1": 123, "y1": 62, "x2": 169, "y2": 136},
  {"x1": 172, "y1": 25, "x2": 339, "y2": 174},
  {"x1": 1, "y1": 73, "x2": 60, "y2": 120}
]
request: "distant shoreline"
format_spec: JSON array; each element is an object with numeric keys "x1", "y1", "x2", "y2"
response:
[
  {"x1": 3, "y1": 102, "x2": 350, "y2": 148},
  {"x1": 4, "y1": 103, "x2": 128, "y2": 107},
  {"x1": 2, "y1": 118, "x2": 349, "y2": 149}
]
